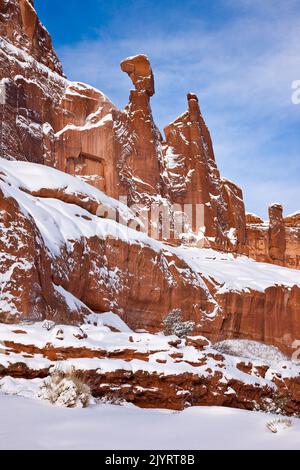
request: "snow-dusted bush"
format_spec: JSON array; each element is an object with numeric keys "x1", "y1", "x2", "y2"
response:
[
  {"x1": 38, "y1": 368, "x2": 92, "y2": 408},
  {"x1": 100, "y1": 394, "x2": 126, "y2": 405},
  {"x1": 266, "y1": 418, "x2": 292, "y2": 434},
  {"x1": 179, "y1": 233, "x2": 198, "y2": 246},
  {"x1": 163, "y1": 309, "x2": 195, "y2": 338}
]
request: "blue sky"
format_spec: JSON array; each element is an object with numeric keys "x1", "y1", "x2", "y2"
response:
[{"x1": 35, "y1": 0, "x2": 300, "y2": 218}]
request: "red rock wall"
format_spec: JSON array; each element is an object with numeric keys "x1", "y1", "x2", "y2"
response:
[
  {"x1": 0, "y1": 1, "x2": 249, "y2": 250},
  {"x1": 199, "y1": 286, "x2": 300, "y2": 357},
  {"x1": 2, "y1": 0, "x2": 299, "y2": 263}
]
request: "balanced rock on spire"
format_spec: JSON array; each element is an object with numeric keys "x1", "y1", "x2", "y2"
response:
[{"x1": 120, "y1": 54, "x2": 155, "y2": 96}]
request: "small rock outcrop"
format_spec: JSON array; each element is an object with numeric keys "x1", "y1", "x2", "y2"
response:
[
  {"x1": 0, "y1": 160, "x2": 300, "y2": 355},
  {"x1": 246, "y1": 206, "x2": 300, "y2": 269},
  {"x1": 1, "y1": 2, "x2": 298, "y2": 261}
]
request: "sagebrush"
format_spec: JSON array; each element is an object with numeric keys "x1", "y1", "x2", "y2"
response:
[{"x1": 38, "y1": 367, "x2": 92, "y2": 408}]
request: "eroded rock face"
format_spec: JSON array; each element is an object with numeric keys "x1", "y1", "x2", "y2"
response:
[
  {"x1": 162, "y1": 94, "x2": 247, "y2": 251},
  {"x1": 285, "y1": 213, "x2": 300, "y2": 269},
  {"x1": 0, "y1": 1, "x2": 249, "y2": 250},
  {"x1": 199, "y1": 286, "x2": 300, "y2": 356},
  {"x1": 2, "y1": 1, "x2": 299, "y2": 262},
  {"x1": 246, "y1": 208, "x2": 300, "y2": 269},
  {"x1": 163, "y1": 94, "x2": 225, "y2": 237},
  {"x1": 0, "y1": 165, "x2": 215, "y2": 328},
  {"x1": 115, "y1": 55, "x2": 162, "y2": 204},
  {"x1": 0, "y1": 0, "x2": 66, "y2": 163},
  {"x1": 269, "y1": 204, "x2": 286, "y2": 264}
]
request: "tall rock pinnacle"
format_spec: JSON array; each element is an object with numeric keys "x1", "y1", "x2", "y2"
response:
[{"x1": 268, "y1": 203, "x2": 286, "y2": 264}]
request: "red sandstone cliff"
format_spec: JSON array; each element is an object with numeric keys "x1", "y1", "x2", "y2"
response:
[
  {"x1": 1, "y1": 0, "x2": 299, "y2": 264},
  {"x1": 162, "y1": 93, "x2": 247, "y2": 251},
  {"x1": 0, "y1": 0, "x2": 63, "y2": 74}
]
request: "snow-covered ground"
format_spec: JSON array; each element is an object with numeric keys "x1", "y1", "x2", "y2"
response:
[{"x1": 0, "y1": 394, "x2": 299, "y2": 450}]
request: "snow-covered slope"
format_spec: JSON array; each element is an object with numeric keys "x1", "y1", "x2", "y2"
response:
[
  {"x1": 1, "y1": 158, "x2": 299, "y2": 291},
  {"x1": 173, "y1": 246, "x2": 300, "y2": 293},
  {"x1": 1, "y1": 319, "x2": 298, "y2": 381}
]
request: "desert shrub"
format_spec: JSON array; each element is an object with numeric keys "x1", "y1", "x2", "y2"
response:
[
  {"x1": 266, "y1": 418, "x2": 292, "y2": 433},
  {"x1": 38, "y1": 367, "x2": 92, "y2": 408},
  {"x1": 163, "y1": 309, "x2": 195, "y2": 338},
  {"x1": 0, "y1": 340, "x2": 5, "y2": 354}
]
